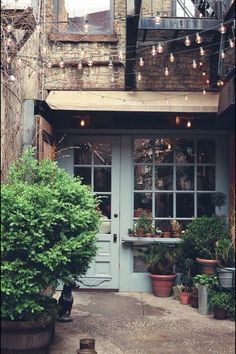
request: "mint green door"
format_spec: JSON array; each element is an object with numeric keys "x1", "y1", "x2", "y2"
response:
[{"x1": 57, "y1": 136, "x2": 120, "y2": 289}]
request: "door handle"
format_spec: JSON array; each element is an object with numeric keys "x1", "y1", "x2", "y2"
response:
[{"x1": 113, "y1": 234, "x2": 117, "y2": 243}]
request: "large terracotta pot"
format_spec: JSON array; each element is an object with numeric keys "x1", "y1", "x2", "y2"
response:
[
  {"x1": 1, "y1": 317, "x2": 55, "y2": 354},
  {"x1": 196, "y1": 257, "x2": 219, "y2": 275},
  {"x1": 150, "y1": 274, "x2": 176, "y2": 297}
]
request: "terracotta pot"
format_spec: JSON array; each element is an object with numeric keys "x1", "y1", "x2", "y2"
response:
[
  {"x1": 150, "y1": 274, "x2": 176, "y2": 297},
  {"x1": 146, "y1": 233, "x2": 155, "y2": 238},
  {"x1": 196, "y1": 258, "x2": 219, "y2": 275},
  {"x1": 136, "y1": 228, "x2": 144, "y2": 237},
  {"x1": 162, "y1": 231, "x2": 172, "y2": 238},
  {"x1": 213, "y1": 306, "x2": 227, "y2": 320},
  {"x1": 180, "y1": 292, "x2": 191, "y2": 305},
  {"x1": 190, "y1": 293, "x2": 199, "y2": 308}
]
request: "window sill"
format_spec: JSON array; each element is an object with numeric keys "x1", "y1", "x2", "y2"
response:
[
  {"x1": 48, "y1": 33, "x2": 119, "y2": 43},
  {"x1": 122, "y1": 236, "x2": 182, "y2": 245}
]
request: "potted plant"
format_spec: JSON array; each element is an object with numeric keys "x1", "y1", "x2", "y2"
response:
[
  {"x1": 159, "y1": 220, "x2": 172, "y2": 238},
  {"x1": 179, "y1": 274, "x2": 193, "y2": 305},
  {"x1": 193, "y1": 274, "x2": 218, "y2": 315},
  {"x1": 208, "y1": 288, "x2": 232, "y2": 320},
  {"x1": 211, "y1": 192, "x2": 226, "y2": 214},
  {"x1": 216, "y1": 237, "x2": 235, "y2": 288},
  {"x1": 135, "y1": 212, "x2": 154, "y2": 237},
  {"x1": 1, "y1": 148, "x2": 100, "y2": 354},
  {"x1": 170, "y1": 218, "x2": 182, "y2": 238},
  {"x1": 137, "y1": 243, "x2": 178, "y2": 297},
  {"x1": 181, "y1": 216, "x2": 228, "y2": 274}
]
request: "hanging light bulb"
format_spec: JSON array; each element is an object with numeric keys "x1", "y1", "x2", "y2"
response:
[
  {"x1": 83, "y1": 19, "x2": 89, "y2": 33},
  {"x1": 219, "y1": 23, "x2": 226, "y2": 34},
  {"x1": 59, "y1": 59, "x2": 64, "y2": 68},
  {"x1": 108, "y1": 59, "x2": 113, "y2": 69},
  {"x1": 47, "y1": 61, "x2": 52, "y2": 68},
  {"x1": 185, "y1": 36, "x2": 191, "y2": 46},
  {"x1": 154, "y1": 13, "x2": 161, "y2": 25},
  {"x1": 217, "y1": 80, "x2": 221, "y2": 87},
  {"x1": 111, "y1": 75, "x2": 115, "y2": 83},
  {"x1": 199, "y1": 61, "x2": 203, "y2": 67},
  {"x1": 229, "y1": 39, "x2": 235, "y2": 48},
  {"x1": 203, "y1": 88, "x2": 206, "y2": 95},
  {"x1": 139, "y1": 57, "x2": 144, "y2": 66},
  {"x1": 165, "y1": 98, "x2": 168, "y2": 105},
  {"x1": 118, "y1": 50, "x2": 123, "y2": 60},
  {"x1": 200, "y1": 47, "x2": 205, "y2": 56},
  {"x1": 87, "y1": 58, "x2": 93, "y2": 67},
  {"x1": 151, "y1": 45, "x2": 157, "y2": 56},
  {"x1": 78, "y1": 61, "x2": 83, "y2": 70},
  {"x1": 6, "y1": 24, "x2": 13, "y2": 33},
  {"x1": 157, "y1": 42, "x2": 164, "y2": 53},
  {"x1": 202, "y1": 71, "x2": 206, "y2": 76},
  {"x1": 195, "y1": 32, "x2": 202, "y2": 44},
  {"x1": 167, "y1": 143, "x2": 172, "y2": 150},
  {"x1": 206, "y1": 79, "x2": 210, "y2": 84},
  {"x1": 80, "y1": 119, "x2": 85, "y2": 127},
  {"x1": 192, "y1": 60, "x2": 197, "y2": 69},
  {"x1": 187, "y1": 120, "x2": 192, "y2": 128},
  {"x1": 185, "y1": 95, "x2": 188, "y2": 101},
  {"x1": 164, "y1": 67, "x2": 169, "y2": 76},
  {"x1": 220, "y1": 80, "x2": 224, "y2": 86},
  {"x1": 220, "y1": 50, "x2": 225, "y2": 59},
  {"x1": 175, "y1": 116, "x2": 181, "y2": 125},
  {"x1": 137, "y1": 72, "x2": 142, "y2": 81},
  {"x1": 169, "y1": 53, "x2": 175, "y2": 62}
]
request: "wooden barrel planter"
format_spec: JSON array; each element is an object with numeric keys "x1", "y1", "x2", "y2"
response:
[{"x1": 1, "y1": 317, "x2": 55, "y2": 354}]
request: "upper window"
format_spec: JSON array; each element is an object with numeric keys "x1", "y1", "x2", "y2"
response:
[{"x1": 55, "y1": 0, "x2": 113, "y2": 34}]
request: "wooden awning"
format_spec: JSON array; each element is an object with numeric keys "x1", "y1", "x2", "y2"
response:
[{"x1": 46, "y1": 91, "x2": 219, "y2": 113}]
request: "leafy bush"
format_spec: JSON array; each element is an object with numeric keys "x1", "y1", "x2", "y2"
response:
[
  {"x1": 1, "y1": 148, "x2": 100, "y2": 321},
  {"x1": 181, "y1": 216, "x2": 228, "y2": 260},
  {"x1": 193, "y1": 274, "x2": 218, "y2": 287},
  {"x1": 208, "y1": 289, "x2": 232, "y2": 311},
  {"x1": 216, "y1": 238, "x2": 235, "y2": 267}
]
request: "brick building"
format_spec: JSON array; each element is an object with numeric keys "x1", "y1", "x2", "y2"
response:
[{"x1": 1, "y1": 0, "x2": 235, "y2": 292}]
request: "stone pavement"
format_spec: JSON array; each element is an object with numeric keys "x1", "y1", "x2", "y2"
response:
[{"x1": 49, "y1": 291, "x2": 235, "y2": 354}]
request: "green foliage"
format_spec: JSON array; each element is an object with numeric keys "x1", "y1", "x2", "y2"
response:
[
  {"x1": 193, "y1": 274, "x2": 218, "y2": 287},
  {"x1": 1, "y1": 148, "x2": 100, "y2": 321},
  {"x1": 135, "y1": 212, "x2": 153, "y2": 234},
  {"x1": 216, "y1": 238, "x2": 235, "y2": 267},
  {"x1": 208, "y1": 289, "x2": 232, "y2": 311},
  {"x1": 181, "y1": 216, "x2": 228, "y2": 260},
  {"x1": 137, "y1": 243, "x2": 178, "y2": 274}
]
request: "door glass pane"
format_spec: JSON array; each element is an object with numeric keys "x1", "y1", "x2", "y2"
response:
[
  {"x1": 176, "y1": 193, "x2": 194, "y2": 217},
  {"x1": 94, "y1": 167, "x2": 111, "y2": 192},
  {"x1": 74, "y1": 143, "x2": 92, "y2": 164},
  {"x1": 197, "y1": 193, "x2": 215, "y2": 216},
  {"x1": 197, "y1": 166, "x2": 215, "y2": 190},
  {"x1": 175, "y1": 139, "x2": 194, "y2": 163},
  {"x1": 134, "y1": 192, "x2": 152, "y2": 216},
  {"x1": 134, "y1": 139, "x2": 153, "y2": 163},
  {"x1": 133, "y1": 246, "x2": 147, "y2": 273},
  {"x1": 134, "y1": 165, "x2": 152, "y2": 190},
  {"x1": 96, "y1": 195, "x2": 111, "y2": 219},
  {"x1": 176, "y1": 166, "x2": 194, "y2": 190},
  {"x1": 94, "y1": 143, "x2": 112, "y2": 165},
  {"x1": 74, "y1": 167, "x2": 91, "y2": 186},
  {"x1": 197, "y1": 140, "x2": 215, "y2": 163},
  {"x1": 155, "y1": 193, "x2": 173, "y2": 217},
  {"x1": 155, "y1": 138, "x2": 173, "y2": 163},
  {"x1": 155, "y1": 166, "x2": 173, "y2": 190}
]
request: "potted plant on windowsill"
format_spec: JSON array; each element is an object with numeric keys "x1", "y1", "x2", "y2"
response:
[
  {"x1": 160, "y1": 220, "x2": 172, "y2": 238},
  {"x1": 170, "y1": 218, "x2": 182, "y2": 238},
  {"x1": 135, "y1": 212, "x2": 154, "y2": 237},
  {"x1": 1, "y1": 148, "x2": 100, "y2": 354},
  {"x1": 137, "y1": 243, "x2": 178, "y2": 297},
  {"x1": 181, "y1": 216, "x2": 228, "y2": 275}
]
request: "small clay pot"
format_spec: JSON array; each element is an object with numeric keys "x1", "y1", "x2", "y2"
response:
[
  {"x1": 162, "y1": 231, "x2": 172, "y2": 238},
  {"x1": 180, "y1": 291, "x2": 191, "y2": 305}
]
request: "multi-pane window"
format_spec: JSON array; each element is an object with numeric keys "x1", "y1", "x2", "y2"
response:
[
  {"x1": 55, "y1": 0, "x2": 113, "y2": 34},
  {"x1": 133, "y1": 137, "x2": 216, "y2": 231}
]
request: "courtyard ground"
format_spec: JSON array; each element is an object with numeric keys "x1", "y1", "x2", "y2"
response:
[{"x1": 49, "y1": 291, "x2": 235, "y2": 354}]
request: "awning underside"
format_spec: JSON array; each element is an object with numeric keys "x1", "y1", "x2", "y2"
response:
[{"x1": 46, "y1": 91, "x2": 219, "y2": 113}]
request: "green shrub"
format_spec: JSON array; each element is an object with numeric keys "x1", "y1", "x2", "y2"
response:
[
  {"x1": 208, "y1": 289, "x2": 232, "y2": 311},
  {"x1": 1, "y1": 148, "x2": 100, "y2": 321}
]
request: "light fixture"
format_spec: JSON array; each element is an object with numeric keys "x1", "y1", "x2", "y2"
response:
[
  {"x1": 199, "y1": 61, "x2": 203, "y2": 66},
  {"x1": 175, "y1": 116, "x2": 181, "y2": 125},
  {"x1": 203, "y1": 88, "x2": 206, "y2": 95},
  {"x1": 185, "y1": 95, "x2": 188, "y2": 101},
  {"x1": 6, "y1": 24, "x2": 13, "y2": 33},
  {"x1": 47, "y1": 61, "x2": 52, "y2": 68},
  {"x1": 206, "y1": 79, "x2": 210, "y2": 84},
  {"x1": 219, "y1": 23, "x2": 226, "y2": 34},
  {"x1": 187, "y1": 120, "x2": 192, "y2": 128},
  {"x1": 195, "y1": 32, "x2": 202, "y2": 44},
  {"x1": 192, "y1": 60, "x2": 197, "y2": 69},
  {"x1": 220, "y1": 50, "x2": 225, "y2": 59},
  {"x1": 157, "y1": 42, "x2": 164, "y2": 53},
  {"x1": 185, "y1": 36, "x2": 191, "y2": 46},
  {"x1": 108, "y1": 59, "x2": 113, "y2": 69},
  {"x1": 165, "y1": 98, "x2": 168, "y2": 105},
  {"x1": 154, "y1": 13, "x2": 161, "y2": 25},
  {"x1": 229, "y1": 38, "x2": 235, "y2": 48},
  {"x1": 111, "y1": 75, "x2": 115, "y2": 83},
  {"x1": 200, "y1": 47, "x2": 205, "y2": 56},
  {"x1": 59, "y1": 59, "x2": 64, "y2": 68},
  {"x1": 139, "y1": 57, "x2": 144, "y2": 66},
  {"x1": 83, "y1": 19, "x2": 89, "y2": 33},
  {"x1": 80, "y1": 119, "x2": 85, "y2": 127},
  {"x1": 202, "y1": 71, "x2": 206, "y2": 76},
  {"x1": 137, "y1": 72, "x2": 142, "y2": 81},
  {"x1": 169, "y1": 53, "x2": 175, "y2": 62},
  {"x1": 220, "y1": 80, "x2": 224, "y2": 86},
  {"x1": 151, "y1": 45, "x2": 157, "y2": 56},
  {"x1": 78, "y1": 61, "x2": 83, "y2": 70},
  {"x1": 87, "y1": 58, "x2": 93, "y2": 67},
  {"x1": 167, "y1": 143, "x2": 172, "y2": 150},
  {"x1": 164, "y1": 67, "x2": 169, "y2": 76}
]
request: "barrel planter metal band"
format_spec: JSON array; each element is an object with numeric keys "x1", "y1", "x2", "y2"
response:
[{"x1": 1, "y1": 318, "x2": 55, "y2": 354}]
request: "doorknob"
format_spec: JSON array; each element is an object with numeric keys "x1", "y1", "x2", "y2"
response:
[
  {"x1": 114, "y1": 213, "x2": 118, "y2": 218},
  {"x1": 113, "y1": 234, "x2": 117, "y2": 243}
]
